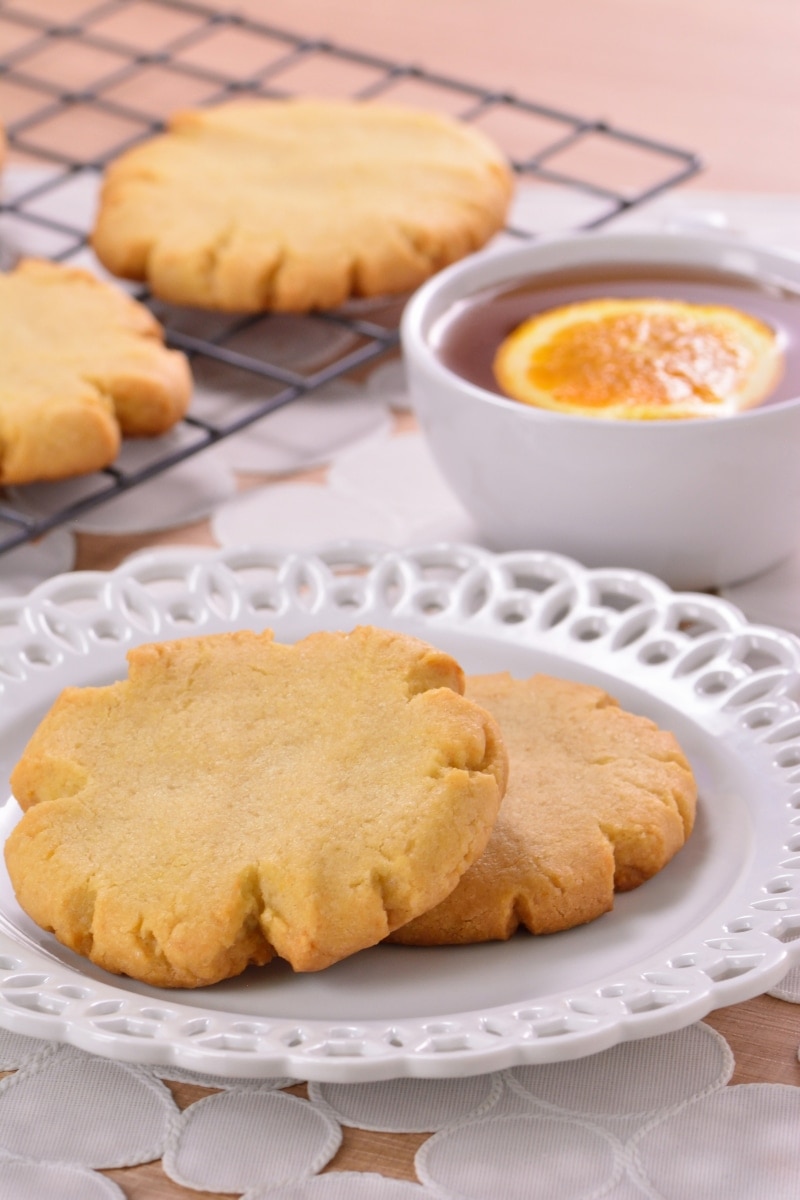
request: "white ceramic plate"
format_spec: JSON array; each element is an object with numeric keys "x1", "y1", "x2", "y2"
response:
[{"x1": 0, "y1": 543, "x2": 798, "y2": 1082}]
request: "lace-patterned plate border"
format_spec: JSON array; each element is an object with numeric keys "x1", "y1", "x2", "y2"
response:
[{"x1": 0, "y1": 541, "x2": 798, "y2": 1081}]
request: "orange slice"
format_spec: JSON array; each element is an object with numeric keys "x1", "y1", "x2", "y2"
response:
[{"x1": 493, "y1": 297, "x2": 783, "y2": 419}]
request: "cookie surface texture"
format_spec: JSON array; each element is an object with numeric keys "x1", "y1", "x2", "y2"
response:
[
  {"x1": 91, "y1": 98, "x2": 513, "y2": 312},
  {"x1": 392, "y1": 672, "x2": 696, "y2": 945},
  {"x1": 6, "y1": 626, "x2": 507, "y2": 987},
  {"x1": 0, "y1": 259, "x2": 191, "y2": 485}
]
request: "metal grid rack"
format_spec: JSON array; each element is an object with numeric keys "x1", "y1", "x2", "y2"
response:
[{"x1": 0, "y1": 0, "x2": 701, "y2": 558}]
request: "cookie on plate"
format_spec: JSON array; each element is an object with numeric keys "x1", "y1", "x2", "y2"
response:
[
  {"x1": 5, "y1": 626, "x2": 507, "y2": 988},
  {"x1": 91, "y1": 97, "x2": 513, "y2": 312},
  {"x1": 0, "y1": 258, "x2": 191, "y2": 485},
  {"x1": 391, "y1": 672, "x2": 696, "y2": 945}
]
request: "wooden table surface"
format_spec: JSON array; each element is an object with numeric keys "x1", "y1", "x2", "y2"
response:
[
  {"x1": 2, "y1": 1, "x2": 799, "y2": 1196},
  {"x1": 228, "y1": 0, "x2": 800, "y2": 192}
]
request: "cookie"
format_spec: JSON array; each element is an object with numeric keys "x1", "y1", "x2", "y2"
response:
[
  {"x1": 5, "y1": 626, "x2": 507, "y2": 988},
  {"x1": 391, "y1": 672, "x2": 696, "y2": 945},
  {"x1": 494, "y1": 297, "x2": 783, "y2": 419},
  {"x1": 0, "y1": 259, "x2": 191, "y2": 485},
  {"x1": 91, "y1": 97, "x2": 513, "y2": 312}
]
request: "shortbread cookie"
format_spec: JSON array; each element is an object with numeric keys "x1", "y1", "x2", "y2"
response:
[
  {"x1": 91, "y1": 98, "x2": 513, "y2": 312},
  {"x1": 6, "y1": 626, "x2": 507, "y2": 988},
  {"x1": 392, "y1": 673, "x2": 696, "y2": 945},
  {"x1": 0, "y1": 258, "x2": 191, "y2": 485}
]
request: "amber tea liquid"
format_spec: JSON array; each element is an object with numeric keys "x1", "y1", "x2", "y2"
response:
[{"x1": 430, "y1": 263, "x2": 800, "y2": 408}]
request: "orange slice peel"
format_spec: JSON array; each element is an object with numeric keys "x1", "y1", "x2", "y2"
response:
[{"x1": 493, "y1": 297, "x2": 783, "y2": 419}]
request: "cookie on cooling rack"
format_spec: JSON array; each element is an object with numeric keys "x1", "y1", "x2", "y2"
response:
[
  {"x1": 91, "y1": 97, "x2": 513, "y2": 312},
  {"x1": 0, "y1": 258, "x2": 191, "y2": 486},
  {"x1": 391, "y1": 672, "x2": 696, "y2": 945},
  {"x1": 5, "y1": 625, "x2": 507, "y2": 988}
]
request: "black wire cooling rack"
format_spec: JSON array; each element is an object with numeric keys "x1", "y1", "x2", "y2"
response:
[{"x1": 0, "y1": 0, "x2": 702, "y2": 558}]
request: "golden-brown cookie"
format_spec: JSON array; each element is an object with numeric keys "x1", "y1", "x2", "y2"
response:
[
  {"x1": 91, "y1": 97, "x2": 513, "y2": 312},
  {"x1": 5, "y1": 626, "x2": 507, "y2": 988},
  {"x1": 0, "y1": 258, "x2": 191, "y2": 485},
  {"x1": 391, "y1": 672, "x2": 696, "y2": 945}
]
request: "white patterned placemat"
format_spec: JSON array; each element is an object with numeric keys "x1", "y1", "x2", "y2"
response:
[{"x1": 0, "y1": 1019, "x2": 797, "y2": 1198}]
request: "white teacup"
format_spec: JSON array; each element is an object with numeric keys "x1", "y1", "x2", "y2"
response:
[{"x1": 401, "y1": 231, "x2": 800, "y2": 590}]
